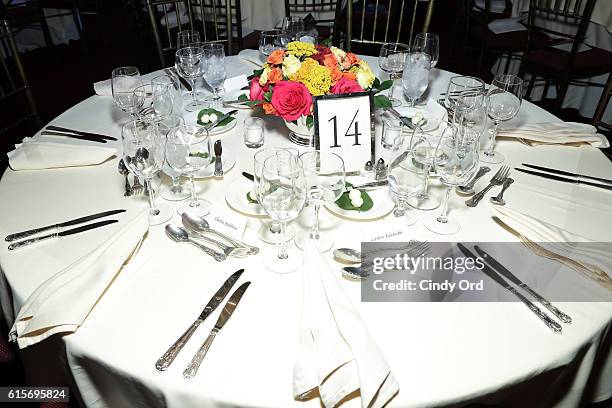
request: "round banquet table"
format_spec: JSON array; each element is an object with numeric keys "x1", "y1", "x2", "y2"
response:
[{"x1": 1, "y1": 54, "x2": 611, "y2": 408}]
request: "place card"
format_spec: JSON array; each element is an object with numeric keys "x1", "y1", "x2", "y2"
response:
[
  {"x1": 207, "y1": 206, "x2": 247, "y2": 240},
  {"x1": 224, "y1": 74, "x2": 249, "y2": 92},
  {"x1": 362, "y1": 219, "x2": 408, "y2": 242}
]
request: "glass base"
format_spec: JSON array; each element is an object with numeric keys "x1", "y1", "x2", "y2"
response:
[
  {"x1": 406, "y1": 194, "x2": 440, "y2": 211},
  {"x1": 481, "y1": 150, "x2": 505, "y2": 164},
  {"x1": 184, "y1": 100, "x2": 206, "y2": 112},
  {"x1": 424, "y1": 215, "x2": 460, "y2": 235},
  {"x1": 389, "y1": 97, "x2": 403, "y2": 107},
  {"x1": 393, "y1": 208, "x2": 419, "y2": 226},
  {"x1": 263, "y1": 246, "x2": 303, "y2": 274},
  {"x1": 149, "y1": 204, "x2": 173, "y2": 226},
  {"x1": 176, "y1": 198, "x2": 212, "y2": 217},
  {"x1": 161, "y1": 183, "x2": 190, "y2": 201},
  {"x1": 294, "y1": 231, "x2": 334, "y2": 253},
  {"x1": 257, "y1": 222, "x2": 295, "y2": 244}
]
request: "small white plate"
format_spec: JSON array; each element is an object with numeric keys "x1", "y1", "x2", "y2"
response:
[
  {"x1": 325, "y1": 176, "x2": 395, "y2": 221},
  {"x1": 225, "y1": 177, "x2": 269, "y2": 218},
  {"x1": 183, "y1": 108, "x2": 239, "y2": 136},
  {"x1": 388, "y1": 98, "x2": 447, "y2": 133}
]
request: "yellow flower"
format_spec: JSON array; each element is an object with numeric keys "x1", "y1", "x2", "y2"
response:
[
  {"x1": 286, "y1": 41, "x2": 317, "y2": 58},
  {"x1": 259, "y1": 66, "x2": 270, "y2": 86},
  {"x1": 290, "y1": 58, "x2": 320, "y2": 81},
  {"x1": 282, "y1": 54, "x2": 302, "y2": 77},
  {"x1": 301, "y1": 67, "x2": 332, "y2": 96},
  {"x1": 330, "y1": 46, "x2": 346, "y2": 61},
  {"x1": 353, "y1": 60, "x2": 375, "y2": 89}
]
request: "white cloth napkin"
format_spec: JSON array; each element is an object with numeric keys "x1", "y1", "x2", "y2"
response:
[
  {"x1": 93, "y1": 78, "x2": 112, "y2": 96},
  {"x1": 7, "y1": 137, "x2": 117, "y2": 171},
  {"x1": 497, "y1": 122, "x2": 610, "y2": 148},
  {"x1": 491, "y1": 204, "x2": 612, "y2": 290},
  {"x1": 293, "y1": 242, "x2": 399, "y2": 408},
  {"x1": 9, "y1": 210, "x2": 149, "y2": 349}
]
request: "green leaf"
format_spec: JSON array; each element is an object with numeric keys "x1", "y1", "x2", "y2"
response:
[
  {"x1": 237, "y1": 93, "x2": 249, "y2": 101},
  {"x1": 253, "y1": 68, "x2": 264, "y2": 77},
  {"x1": 306, "y1": 115, "x2": 314, "y2": 130},
  {"x1": 189, "y1": 152, "x2": 215, "y2": 161},
  {"x1": 335, "y1": 182, "x2": 374, "y2": 212},
  {"x1": 378, "y1": 80, "x2": 393, "y2": 91},
  {"x1": 373, "y1": 95, "x2": 393, "y2": 109},
  {"x1": 246, "y1": 192, "x2": 258, "y2": 204},
  {"x1": 196, "y1": 108, "x2": 236, "y2": 127},
  {"x1": 263, "y1": 90, "x2": 273, "y2": 102},
  {"x1": 373, "y1": 78, "x2": 381, "y2": 89},
  {"x1": 290, "y1": 120, "x2": 298, "y2": 125}
]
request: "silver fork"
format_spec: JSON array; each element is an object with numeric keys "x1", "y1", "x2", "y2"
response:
[
  {"x1": 190, "y1": 233, "x2": 250, "y2": 258},
  {"x1": 465, "y1": 166, "x2": 510, "y2": 207},
  {"x1": 132, "y1": 176, "x2": 144, "y2": 195}
]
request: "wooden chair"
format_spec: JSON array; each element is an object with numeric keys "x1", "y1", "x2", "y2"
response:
[
  {"x1": 284, "y1": 0, "x2": 342, "y2": 44},
  {"x1": 0, "y1": 0, "x2": 53, "y2": 47},
  {"x1": 518, "y1": 0, "x2": 612, "y2": 114},
  {"x1": 593, "y1": 73, "x2": 611, "y2": 133},
  {"x1": 146, "y1": 0, "x2": 242, "y2": 68},
  {"x1": 0, "y1": 20, "x2": 40, "y2": 158}
]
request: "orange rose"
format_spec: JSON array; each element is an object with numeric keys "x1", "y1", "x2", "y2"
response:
[
  {"x1": 343, "y1": 71, "x2": 357, "y2": 81},
  {"x1": 346, "y1": 52, "x2": 359, "y2": 66},
  {"x1": 323, "y1": 53, "x2": 339, "y2": 69},
  {"x1": 263, "y1": 102, "x2": 277, "y2": 115},
  {"x1": 267, "y1": 67, "x2": 283, "y2": 83},
  {"x1": 267, "y1": 49, "x2": 285, "y2": 65},
  {"x1": 341, "y1": 58, "x2": 352, "y2": 70},
  {"x1": 329, "y1": 66, "x2": 343, "y2": 84}
]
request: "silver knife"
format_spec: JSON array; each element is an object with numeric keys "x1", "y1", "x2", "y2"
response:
[
  {"x1": 5, "y1": 209, "x2": 126, "y2": 242},
  {"x1": 183, "y1": 281, "x2": 251, "y2": 379},
  {"x1": 516, "y1": 168, "x2": 612, "y2": 192},
  {"x1": 205, "y1": 110, "x2": 238, "y2": 131},
  {"x1": 155, "y1": 269, "x2": 244, "y2": 371},
  {"x1": 346, "y1": 180, "x2": 388, "y2": 192},
  {"x1": 8, "y1": 219, "x2": 119, "y2": 251},
  {"x1": 214, "y1": 140, "x2": 223, "y2": 178},
  {"x1": 522, "y1": 163, "x2": 612, "y2": 185},
  {"x1": 474, "y1": 246, "x2": 572, "y2": 324},
  {"x1": 457, "y1": 244, "x2": 562, "y2": 333}
]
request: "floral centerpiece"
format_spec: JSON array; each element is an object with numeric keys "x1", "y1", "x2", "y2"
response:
[{"x1": 241, "y1": 42, "x2": 392, "y2": 143}]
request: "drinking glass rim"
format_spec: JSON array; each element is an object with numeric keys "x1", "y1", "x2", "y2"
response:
[
  {"x1": 492, "y1": 74, "x2": 523, "y2": 87},
  {"x1": 298, "y1": 150, "x2": 345, "y2": 174},
  {"x1": 449, "y1": 75, "x2": 485, "y2": 89},
  {"x1": 175, "y1": 46, "x2": 204, "y2": 57}
]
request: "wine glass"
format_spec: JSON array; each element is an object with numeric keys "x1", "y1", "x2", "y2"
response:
[
  {"x1": 121, "y1": 121, "x2": 171, "y2": 225},
  {"x1": 454, "y1": 96, "x2": 488, "y2": 146},
  {"x1": 280, "y1": 16, "x2": 304, "y2": 47},
  {"x1": 165, "y1": 125, "x2": 214, "y2": 216},
  {"x1": 151, "y1": 74, "x2": 180, "y2": 121},
  {"x1": 258, "y1": 154, "x2": 307, "y2": 273},
  {"x1": 254, "y1": 148, "x2": 299, "y2": 244},
  {"x1": 295, "y1": 151, "x2": 345, "y2": 253},
  {"x1": 259, "y1": 29, "x2": 283, "y2": 57},
  {"x1": 445, "y1": 76, "x2": 486, "y2": 123},
  {"x1": 413, "y1": 33, "x2": 439, "y2": 68},
  {"x1": 404, "y1": 121, "x2": 442, "y2": 211},
  {"x1": 111, "y1": 66, "x2": 143, "y2": 127},
  {"x1": 402, "y1": 51, "x2": 431, "y2": 107},
  {"x1": 387, "y1": 141, "x2": 425, "y2": 225},
  {"x1": 175, "y1": 46, "x2": 205, "y2": 112},
  {"x1": 483, "y1": 74, "x2": 523, "y2": 164},
  {"x1": 157, "y1": 115, "x2": 190, "y2": 202},
  {"x1": 424, "y1": 123, "x2": 479, "y2": 235},
  {"x1": 202, "y1": 43, "x2": 226, "y2": 105},
  {"x1": 378, "y1": 43, "x2": 410, "y2": 107},
  {"x1": 176, "y1": 30, "x2": 200, "y2": 48}
]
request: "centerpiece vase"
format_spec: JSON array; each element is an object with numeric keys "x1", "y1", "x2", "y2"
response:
[{"x1": 284, "y1": 116, "x2": 314, "y2": 147}]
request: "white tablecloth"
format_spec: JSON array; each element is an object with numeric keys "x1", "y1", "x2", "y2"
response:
[{"x1": 1, "y1": 55, "x2": 612, "y2": 408}]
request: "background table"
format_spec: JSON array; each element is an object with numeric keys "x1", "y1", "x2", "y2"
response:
[{"x1": 0, "y1": 54, "x2": 611, "y2": 408}]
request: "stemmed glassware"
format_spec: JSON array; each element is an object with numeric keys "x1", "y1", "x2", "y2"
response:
[
  {"x1": 405, "y1": 122, "x2": 441, "y2": 211},
  {"x1": 295, "y1": 151, "x2": 345, "y2": 253},
  {"x1": 402, "y1": 51, "x2": 431, "y2": 107},
  {"x1": 387, "y1": 140, "x2": 425, "y2": 225},
  {"x1": 259, "y1": 29, "x2": 283, "y2": 57},
  {"x1": 165, "y1": 125, "x2": 214, "y2": 216},
  {"x1": 280, "y1": 16, "x2": 304, "y2": 47},
  {"x1": 175, "y1": 46, "x2": 205, "y2": 112},
  {"x1": 445, "y1": 76, "x2": 486, "y2": 123},
  {"x1": 258, "y1": 153, "x2": 307, "y2": 273},
  {"x1": 157, "y1": 114, "x2": 190, "y2": 202},
  {"x1": 121, "y1": 121, "x2": 171, "y2": 225},
  {"x1": 254, "y1": 148, "x2": 299, "y2": 244},
  {"x1": 413, "y1": 33, "x2": 439, "y2": 68},
  {"x1": 483, "y1": 74, "x2": 523, "y2": 164},
  {"x1": 151, "y1": 74, "x2": 180, "y2": 121},
  {"x1": 202, "y1": 43, "x2": 226, "y2": 105},
  {"x1": 378, "y1": 43, "x2": 410, "y2": 107},
  {"x1": 424, "y1": 123, "x2": 479, "y2": 235},
  {"x1": 111, "y1": 66, "x2": 143, "y2": 127},
  {"x1": 176, "y1": 30, "x2": 200, "y2": 49}
]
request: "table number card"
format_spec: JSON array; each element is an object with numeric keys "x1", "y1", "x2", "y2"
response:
[{"x1": 313, "y1": 92, "x2": 375, "y2": 172}]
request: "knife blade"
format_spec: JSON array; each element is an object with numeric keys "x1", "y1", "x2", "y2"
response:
[
  {"x1": 183, "y1": 281, "x2": 251, "y2": 379},
  {"x1": 474, "y1": 246, "x2": 572, "y2": 324},
  {"x1": 155, "y1": 269, "x2": 244, "y2": 371},
  {"x1": 205, "y1": 110, "x2": 238, "y2": 131},
  {"x1": 516, "y1": 168, "x2": 612, "y2": 191},
  {"x1": 5, "y1": 209, "x2": 126, "y2": 242},
  {"x1": 40, "y1": 131, "x2": 108, "y2": 143},
  {"x1": 214, "y1": 140, "x2": 223, "y2": 178},
  {"x1": 8, "y1": 219, "x2": 119, "y2": 251},
  {"x1": 166, "y1": 67, "x2": 192, "y2": 91},
  {"x1": 46, "y1": 126, "x2": 117, "y2": 141},
  {"x1": 456, "y1": 243, "x2": 562, "y2": 333},
  {"x1": 242, "y1": 171, "x2": 255, "y2": 181},
  {"x1": 346, "y1": 180, "x2": 388, "y2": 192},
  {"x1": 522, "y1": 163, "x2": 612, "y2": 185}
]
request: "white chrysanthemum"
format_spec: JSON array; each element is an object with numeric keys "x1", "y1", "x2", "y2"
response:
[{"x1": 282, "y1": 54, "x2": 302, "y2": 78}]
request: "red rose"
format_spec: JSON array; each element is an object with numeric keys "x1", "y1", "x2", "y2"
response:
[
  {"x1": 330, "y1": 77, "x2": 364, "y2": 94},
  {"x1": 270, "y1": 81, "x2": 312, "y2": 121},
  {"x1": 312, "y1": 45, "x2": 333, "y2": 65},
  {"x1": 249, "y1": 77, "x2": 267, "y2": 101}
]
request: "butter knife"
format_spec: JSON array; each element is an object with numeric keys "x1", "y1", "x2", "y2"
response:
[
  {"x1": 214, "y1": 140, "x2": 223, "y2": 178},
  {"x1": 205, "y1": 110, "x2": 238, "y2": 131},
  {"x1": 475, "y1": 246, "x2": 572, "y2": 324},
  {"x1": 183, "y1": 281, "x2": 251, "y2": 379},
  {"x1": 522, "y1": 163, "x2": 612, "y2": 185},
  {"x1": 155, "y1": 269, "x2": 244, "y2": 371},
  {"x1": 457, "y1": 244, "x2": 562, "y2": 333}
]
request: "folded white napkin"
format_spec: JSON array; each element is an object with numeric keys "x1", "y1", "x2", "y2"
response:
[
  {"x1": 93, "y1": 78, "x2": 112, "y2": 96},
  {"x1": 293, "y1": 242, "x2": 399, "y2": 408},
  {"x1": 497, "y1": 122, "x2": 609, "y2": 148},
  {"x1": 491, "y1": 204, "x2": 612, "y2": 290},
  {"x1": 7, "y1": 137, "x2": 117, "y2": 171},
  {"x1": 9, "y1": 210, "x2": 149, "y2": 349}
]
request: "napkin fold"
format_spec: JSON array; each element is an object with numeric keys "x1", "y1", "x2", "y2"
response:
[
  {"x1": 497, "y1": 122, "x2": 610, "y2": 148},
  {"x1": 293, "y1": 242, "x2": 399, "y2": 408},
  {"x1": 491, "y1": 204, "x2": 612, "y2": 290},
  {"x1": 93, "y1": 78, "x2": 112, "y2": 96},
  {"x1": 7, "y1": 137, "x2": 117, "y2": 171},
  {"x1": 9, "y1": 211, "x2": 149, "y2": 349}
]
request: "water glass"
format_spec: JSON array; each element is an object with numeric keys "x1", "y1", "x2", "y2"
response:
[
  {"x1": 151, "y1": 75, "x2": 180, "y2": 120},
  {"x1": 378, "y1": 42, "x2": 410, "y2": 107},
  {"x1": 111, "y1": 66, "x2": 143, "y2": 126},
  {"x1": 413, "y1": 33, "x2": 439, "y2": 68},
  {"x1": 259, "y1": 30, "x2": 283, "y2": 57},
  {"x1": 175, "y1": 46, "x2": 205, "y2": 112},
  {"x1": 244, "y1": 117, "x2": 265, "y2": 148},
  {"x1": 402, "y1": 52, "x2": 431, "y2": 107},
  {"x1": 202, "y1": 43, "x2": 226, "y2": 105},
  {"x1": 157, "y1": 115, "x2": 190, "y2": 202}
]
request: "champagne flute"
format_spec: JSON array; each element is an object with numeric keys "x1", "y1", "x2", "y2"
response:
[
  {"x1": 258, "y1": 154, "x2": 307, "y2": 273},
  {"x1": 202, "y1": 43, "x2": 226, "y2": 105},
  {"x1": 111, "y1": 66, "x2": 143, "y2": 127},
  {"x1": 175, "y1": 46, "x2": 205, "y2": 112},
  {"x1": 402, "y1": 51, "x2": 431, "y2": 107},
  {"x1": 378, "y1": 42, "x2": 410, "y2": 107},
  {"x1": 483, "y1": 74, "x2": 523, "y2": 164},
  {"x1": 413, "y1": 33, "x2": 439, "y2": 68}
]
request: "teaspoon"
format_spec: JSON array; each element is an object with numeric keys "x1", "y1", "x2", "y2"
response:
[
  {"x1": 165, "y1": 224, "x2": 226, "y2": 262},
  {"x1": 181, "y1": 212, "x2": 259, "y2": 255}
]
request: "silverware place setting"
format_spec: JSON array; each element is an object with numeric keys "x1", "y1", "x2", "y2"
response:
[
  {"x1": 465, "y1": 165, "x2": 511, "y2": 207},
  {"x1": 41, "y1": 125, "x2": 116, "y2": 144},
  {"x1": 515, "y1": 163, "x2": 612, "y2": 192}
]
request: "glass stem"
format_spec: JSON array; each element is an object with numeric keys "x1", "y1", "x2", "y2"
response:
[
  {"x1": 171, "y1": 175, "x2": 182, "y2": 194},
  {"x1": 419, "y1": 165, "x2": 431, "y2": 199},
  {"x1": 278, "y1": 221, "x2": 288, "y2": 260},
  {"x1": 269, "y1": 220, "x2": 281, "y2": 234},
  {"x1": 145, "y1": 178, "x2": 160, "y2": 216},
  {"x1": 436, "y1": 186, "x2": 451, "y2": 224},
  {"x1": 189, "y1": 174, "x2": 198, "y2": 207},
  {"x1": 485, "y1": 120, "x2": 500, "y2": 156},
  {"x1": 388, "y1": 72, "x2": 395, "y2": 100},
  {"x1": 190, "y1": 79, "x2": 197, "y2": 106},
  {"x1": 310, "y1": 203, "x2": 321, "y2": 240}
]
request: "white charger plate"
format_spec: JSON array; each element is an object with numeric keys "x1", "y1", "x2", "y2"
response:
[
  {"x1": 225, "y1": 177, "x2": 269, "y2": 218},
  {"x1": 325, "y1": 176, "x2": 395, "y2": 221}
]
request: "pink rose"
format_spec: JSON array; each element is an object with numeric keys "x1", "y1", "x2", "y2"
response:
[
  {"x1": 250, "y1": 77, "x2": 266, "y2": 101},
  {"x1": 330, "y1": 77, "x2": 364, "y2": 95},
  {"x1": 270, "y1": 81, "x2": 312, "y2": 121}
]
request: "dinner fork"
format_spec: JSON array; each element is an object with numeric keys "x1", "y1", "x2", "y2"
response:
[
  {"x1": 189, "y1": 233, "x2": 250, "y2": 258},
  {"x1": 465, "y1": 166, "x2": 510, "y2": 207}
]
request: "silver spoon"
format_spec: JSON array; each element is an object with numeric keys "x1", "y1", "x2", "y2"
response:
[
  {"x1": 117, "y1": 159, "x2": 132, "y2": 196},
  {"x1": 181, "y1": 212, "x2": 259, "y2": 255},
  {"x1": 165, "y1": 224, "x2": 226, "y2": 262},
  {"x1": 456, "y1": 166, "x2": 491, "y2": 195},
  {"x1": 342, "y1": 266, "x2": 369, "y2": 280},
  {"x1": 490, "y1": 178, "x2": 514, "y2": 206},
  {"x1": 333, "y1": 248, "x2": 361, "y2": 264}
]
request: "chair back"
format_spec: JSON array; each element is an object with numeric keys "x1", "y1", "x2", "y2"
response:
[
  {"x1": 593, "y1": 74, "x2": 611, "y2": 133},
  {"x1": 284, "y1": 0, "x2": 340, "y2": 23},
  {"x1": 0, "y1": 20, "x2": 40, "y2": 156},
  {"x1": 146, "y1": 0, "x2": 242, "y2": 68},
  {"x1": 345, "y1": 0, "x2": 435, "y2": 51}
]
